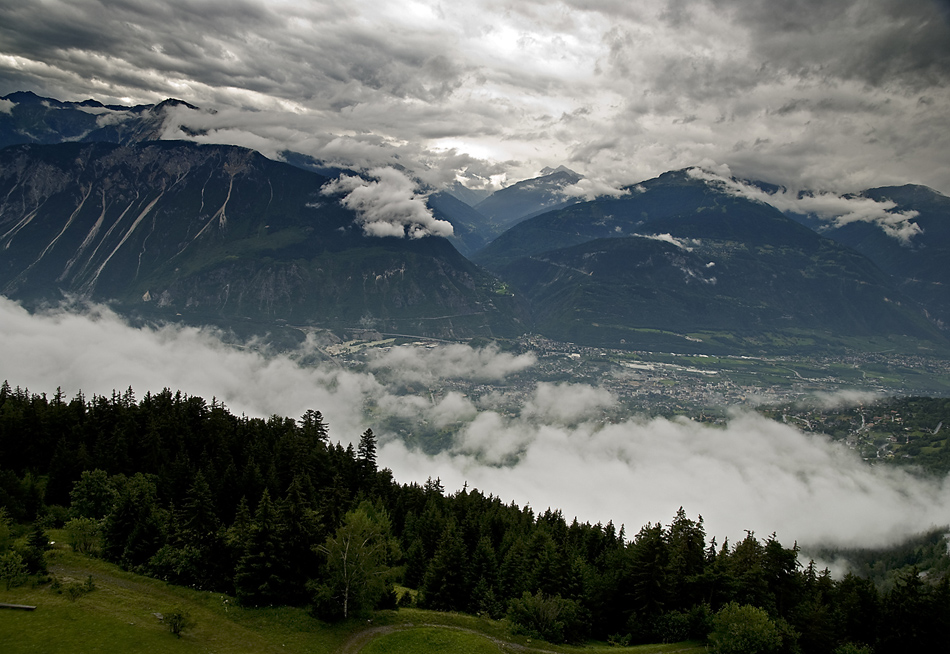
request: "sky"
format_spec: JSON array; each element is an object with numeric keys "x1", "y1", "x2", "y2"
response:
[
  {"x1": 4, "y1": 295, "x2": 950, "y2": 556},
  {"x1": 1, "y1": 0, "x2": 949, "y2": 195}
]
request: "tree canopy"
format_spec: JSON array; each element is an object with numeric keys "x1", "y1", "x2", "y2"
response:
[{"x1": 1, "y1": 381, "x2": 949, "y2": 652}]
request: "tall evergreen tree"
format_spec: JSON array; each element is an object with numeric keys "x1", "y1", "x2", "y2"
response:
[
  {"x1": 234, "y1": 490, "x2": 286, "y2": 606},
  {"x1": 666, "y1": 508, "x2": 707, "y2": 610},
  {"x1": 279, "y1": 475, "x2": 323, "y2": 604},
  {"x1": 22, "y1": 522, "x2": 50, "y2": 575},
  {"x1": 357, "y1": 428, "x2": 377, "y2": 475},
  {"x1": 102, "y1": 473, "x2": 166, "y2": 570},
  {"x1": 421, "y1": 520, "x2": 471, "y2": 612}
]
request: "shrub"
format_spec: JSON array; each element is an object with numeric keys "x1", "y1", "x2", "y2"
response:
[
  {"x1": 65, "y1": 583, "x2": 86, "y2": 602},
  {"x1": 165, "y1": 608, "x2": 194, "y2": 638},
  {"x1": 654, "y1": 610, "x2": 692, "y2": 643},
  {"x1": 832, "y1": 644, "x2": 874, "y2": 654},
  {"x1": 65, "y1": 517, "x2": 102, "y2": 555},
  {"x1": 0, "y1": 551, "x2": 27, "y2": 590},
  {"x1": 507, "y1": 590, "x2": 588, "y2": 644},
  {"x1": 708, "y1": 603, "x2": 783, "y2": 654},
  {"x1": 62, "y1": 575, "x2": 96, "y2": 601},
  {"x1": 397, "y1": 589, "x2": 414, "y2": 608}
]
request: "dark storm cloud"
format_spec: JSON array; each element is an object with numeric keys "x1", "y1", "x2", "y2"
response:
[
  {"x1": 0, "y1": 0, "x2": 278, "y2": 100},
  {"x1": 1, "y1": 0, "x2": 948, "y2": 202},
  {"x1": 0, "y1": 0, "x2": 470, "y2": 109},
  {"x1": 710, "y1": 0, "x2": 950, "y2": 90}
]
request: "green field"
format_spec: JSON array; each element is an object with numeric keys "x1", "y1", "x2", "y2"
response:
[{"x1": 1, "y1": 546, "x2": 705, "y2": 654}]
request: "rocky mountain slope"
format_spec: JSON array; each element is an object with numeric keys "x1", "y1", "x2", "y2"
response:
[
  {"x1": 472, "y1": 166, "x2": 583, "y2": 234},
  {"x1": 0, "y1": 140, "x2": 523, "y2": 339}
]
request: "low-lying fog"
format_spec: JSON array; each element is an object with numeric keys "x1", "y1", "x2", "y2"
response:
[{"x1": 3, "y1": 297, "x2": 949, "y2": 552}]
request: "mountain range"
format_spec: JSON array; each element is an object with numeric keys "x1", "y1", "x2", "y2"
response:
[
  {"x1": 0, "y1": 139, "x2": 524, "y2": 340},
  {"x1": 0, "y1": 90, "x2": 202, "y2": 148},
  {"x1": 474, "y1": 170, "x2": 946, "y2": 353},
  {"x1": 1, "y1": 91, "x2": 948, "y2": 356}
]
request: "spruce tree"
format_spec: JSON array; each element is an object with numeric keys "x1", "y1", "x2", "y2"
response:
[
  {"x1": 357, "y1": 428, "x2": 377, "y2": 474},
  {"x1": 234, "y1": 490, "x2": 286, "y2": 606},
  {"x1": 421, "y1": 521, "x2": 471, "y2": 611},
  {"x1": 22, "y1": 522, "x2": 50, "y2": 575}
]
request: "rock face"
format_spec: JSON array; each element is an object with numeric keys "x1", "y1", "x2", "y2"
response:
[{"x1": 0, "y1": 140, "x2": 524, "y2": 339}]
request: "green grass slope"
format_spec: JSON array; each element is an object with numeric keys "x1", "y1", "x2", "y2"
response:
[{"x1": 1, "y1": 545, "x2": 704, "y2": 654}]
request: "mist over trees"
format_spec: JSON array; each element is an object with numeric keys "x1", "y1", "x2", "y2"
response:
[{"x1": 1, "y1": 380, "x2": 949, "y2": 652}]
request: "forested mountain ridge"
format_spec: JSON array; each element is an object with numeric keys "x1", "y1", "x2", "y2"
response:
[
  {"x1": 474, "y1": 170, "x2": 948, "y2": 354},
  {"x1": 784, "y1": 184, "x2": 950, "y2": 330},
  {"x1": 1, "y1": 381, "x2": 949, "y2": 651},
  {"x1": 0, "y1": 140, "x2": 524, "y2": 339}
]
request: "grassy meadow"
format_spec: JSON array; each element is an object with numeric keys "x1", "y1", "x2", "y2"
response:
[{"x1": 0, "y1": 542, "x2": 705, "y2": 654}]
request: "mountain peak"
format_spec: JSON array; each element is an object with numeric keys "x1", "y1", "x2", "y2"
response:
[
  {"x1": 154, "y1": 98, "x2": 200, "y2": 112},
  {"x1": 540, "y1": 165, "x2": 578, "y2": 177}
]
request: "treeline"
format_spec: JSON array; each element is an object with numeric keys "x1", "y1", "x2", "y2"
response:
[{"x1": 2, "y1": 381, "x2": 950, "y2": 653}]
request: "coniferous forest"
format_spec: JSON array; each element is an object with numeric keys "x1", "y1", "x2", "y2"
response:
[{"x1": 2, "y1": 381, "x2": 949, "y2": 653}]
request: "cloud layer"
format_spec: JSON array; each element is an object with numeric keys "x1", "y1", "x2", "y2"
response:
[
  {"x1": 2, "y1": 296, "x2": 949, "y2": 551},
  {"x1": 1, "y1": 1, "x2": 948, "y2": 195},
  {"x1": 688, "y1": 167, "x2": 924, "y2": 243},
  {"x1": 321, "y1": 167, "x2": 453, "y2": 238}
]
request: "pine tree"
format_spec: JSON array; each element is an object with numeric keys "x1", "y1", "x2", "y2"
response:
[
  {"x1": 421, "y1": 520, "x2": 471, "y2": 612},
  {"x1": 102, "y1": 473, "x2": 165, "y2": 569},
  {"x1": 178, "y1": 471, "x2": 220, "y2": 546},
  {"x1": 22, "y1": 522, "x2": 50, "y2": 575},
  {"x1": 166, "y1": 471, "x2": 227, "y2": 590},
  {"x1": 233, "y1": 490, "x2": 286, "y2": 606},
  {"x1": 279, "y1": 475, "x2": 323, "y2": 603},
  {"x1": 357, "y1": 428, "x2": 377, "y2": 475},
  {"x1": 666, "y1": 508, "x2": 707, "y2": 610}
]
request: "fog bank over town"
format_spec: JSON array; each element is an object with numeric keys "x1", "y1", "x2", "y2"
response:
[{"x1": 3, "y1": 296, "x2": 949, "y2": 554}]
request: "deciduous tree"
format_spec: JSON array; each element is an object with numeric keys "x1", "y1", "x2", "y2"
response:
[{"x1": 313, "y1": 501, "x2": 398, "y2": 620}]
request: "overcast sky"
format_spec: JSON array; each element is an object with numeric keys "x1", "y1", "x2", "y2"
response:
[{"x1": 2, "y1": 0, "x2": 949, "y2": 194}]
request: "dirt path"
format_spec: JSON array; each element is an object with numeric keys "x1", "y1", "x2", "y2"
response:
[
  {"x1": 335, "y1": 622, "x2": 556, "y2": 654},
  {"x1": 336, "y1": 624, "x2": 401, "y2": 654},
  {"x1": 336, "y1": 622, "x2": 704, "y2": 654}
]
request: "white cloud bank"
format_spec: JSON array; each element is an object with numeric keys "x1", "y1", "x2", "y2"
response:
[
  {"x1": 688, "y1": 167, "x2": 923, "y2": 244},
  {"x1": 561, "y1": 178, "x2": 630, "y2": 201},
  {"x1": 321, "y1": 167, "x2": 453, "y2": 239},
  {"x1": 635, "y1": 232, "x2": 696, "y2": 251},
  {"x1": 1, "y1": 296, "x2": 949, "y2": 550},
  {"x1": 367, "y1": 342, "x2": 535, "y2": 383}
]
